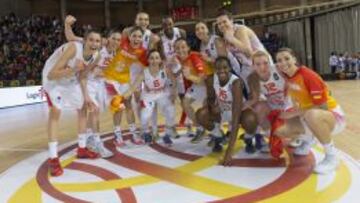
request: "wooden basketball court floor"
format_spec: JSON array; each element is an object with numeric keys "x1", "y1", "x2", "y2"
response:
[{"x1": 0, "y1": 80, "x2": 359, "y2": 202}]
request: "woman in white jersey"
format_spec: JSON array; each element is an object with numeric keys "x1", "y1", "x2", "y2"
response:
[
  {"x1": 64, "y1": 15, "x2": 122, "y2": 158},
  {"x1": 196, "y1": 57, "x2": 259, "y2": 165},
  {"x1": 43, "y1": 30, "x2": 102, "y2": 176},
  {"x1": 216, "y1": 10, "x2": 270, "y2": 94},
  {"x1": 122, "y1": 12, "x2": 159, "y2": 50},
  {"x1": 123, "y1": 50, "x2": 178, "y2": 146},
  {"x1": 195, "y1": 21, "x2": 241, "y2": 77}
]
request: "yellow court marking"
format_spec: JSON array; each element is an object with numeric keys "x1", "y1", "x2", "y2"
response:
[
  {"x1": 9, "y1": 156, "x2": 76, "y2": 202},
  {"x1": 53, "y1": 139, "x2": 251, "y2": 198},
  {"x1": 263, "y1": 145, "x2": 352, "y2": 203}
]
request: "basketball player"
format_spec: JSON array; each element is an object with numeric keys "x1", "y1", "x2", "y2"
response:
[
  {"x1": 123, "y1": 50, "x2": 178, "y2": 146},
  {"x1": 122, "y1": 12, "x2": 159, "y2": 51},
  {"x1": 174, "y1": 38, "x2": 214, "y2": 143},
  {"x1": 64, "y1": 15, "x2": 120, "y2": 158},
  {"x1": 43, "y1": 30, "x2": 102, "y2": 176},
  {"x1": 216, "y1": 10, "x2": 271, "y2": 152},
  {"x1": 195, "y1": 21, "x2": 241, "y2": 76},
  {"x1": 196, "y1": 57, "x2": 259, "y2": 165},
  {"x1": 275, "y1": 48, "x2": 346, "y2": 174},
  {"x1": 104, "y1": 26, "x2": 148, "y2": 149}
]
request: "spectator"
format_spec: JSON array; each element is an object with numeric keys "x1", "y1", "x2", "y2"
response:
[{"x1": 329, "y1": 51, "x2": 338, "y2": 74}]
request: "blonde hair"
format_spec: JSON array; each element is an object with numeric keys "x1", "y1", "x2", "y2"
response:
[{"x1": 252, "y1": 50, "x2": 271, "y2": 63}]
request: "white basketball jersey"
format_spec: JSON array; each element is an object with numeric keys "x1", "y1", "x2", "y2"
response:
[
  {"x1": 42, "y1": 42, "x2": 86, "y2": 90},
  {"x1": 260, "y1": 66, "x2": 287, "y2": 110},
  {"x1": 213, "y1": 74, "x2": 238, "y2": 112},
  {"x1": 142, "y1": 29, "x2": 152, "y2": 49},
  {"x1": 200, "y1": 35, "x2": 218, "y2": 59},
  {"x1": 98, "y1": 46, "x2": 115, "y2": 69},
  {"x1": 142, "y1": 68, "x2": 168, "y2": 101},
  {"x1": 161, "y1": 27, "x2": 181, "y2": 59},
  {"x1": 201, "y1": 35, "x2": 242, "y2": 78}
]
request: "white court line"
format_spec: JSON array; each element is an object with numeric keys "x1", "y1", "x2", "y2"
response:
[{"x1": 0, "y1": 147, "x2": 44, "y2": 152}]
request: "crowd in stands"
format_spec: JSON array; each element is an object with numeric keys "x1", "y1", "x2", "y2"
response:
[
  {"x1": 260, "y1": 31, "x2": 283, "y2": 59},
  {"x1": 0, "y1": 13, "x2": 284, "y2": 88}
]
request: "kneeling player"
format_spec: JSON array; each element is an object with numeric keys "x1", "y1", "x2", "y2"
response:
[{"x1": 196, "y1": 57, "x2": 259, "y2": 165}]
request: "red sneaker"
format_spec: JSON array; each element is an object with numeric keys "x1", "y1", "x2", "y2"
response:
[
  {"x1": 131, "y1": 136, "x2": 144, "y2": 145},
  {"x1": 48, "y1": 158, "x2": 63, "y2": 177},
  {"x1": 77, "y1": 147, "x2": 99, "y2": 159}
]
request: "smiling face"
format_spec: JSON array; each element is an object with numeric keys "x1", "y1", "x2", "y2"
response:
[
  {"x1": 174, "y1": 39, "x2": 190, "y2": 60},
  {"x1": 215, "y1": 58, "x2": 231, "y2": 84},
  {"x1": 195, "y1": 22, "x2": 209, "y2": 41},
  {"x1": 135, "y1": 12, "x2": 149, "y2": 30},
  {"x1": 253, "y1": 55, "x2": 271, "y2": 81},
  {"x1": 107, "y1": 32, "x2": 121, "y2": 51},
  {"x1": 162, "y1": 17, "x2": 174, "y2": 35},
  {"x1": 84, "y1": 32, "x2": 101, "y2": 55},
  {"x1": 129, "y1": 29, "x2": 143, "y2": 48},
  {"x1": 148, "y1": 51, "x2": 162, "y2": 68},
  {"x1": 276, "y1": 50, "x2": 298, "y2": 77},
  {"x1": 216, "y1": 14, "x2": 233, "y2": 34}
]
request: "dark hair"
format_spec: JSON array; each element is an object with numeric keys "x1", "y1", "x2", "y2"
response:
[
  {"x1": 174, "y1": 37, "x2": 188, "y2": 46},
  {"x1": 276, "y1": 47, "x2": 297, "y2": 59},
  {"x1": 162, "y1": 15, "x2": 173, "y2": 21},
  {"x1": 147, "y1": 49, "x2": 165, "y2": 60},
  {"x1": 107, "y1": 29, "x2": 121, "y2": 38},
  {"x1": 216, "y1": 9, "x2": 233, "y2": 19},
  {"x1": 129, "y1": 26, "x2": 144, "y2": 35},
  {"x1": 215, "y1": 56, "x2": 231, "y2": 69},
  {"x1": 84, "y1": 29, "x2": 102, "y2": 39}
]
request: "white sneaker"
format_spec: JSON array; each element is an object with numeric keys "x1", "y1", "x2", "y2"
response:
[
  {"x1": 314, "y1": 154, "x2": 339, "y2": 174},
  {"x1": 293, "y1": 140, "x2": 312, "y2": 156},
  {"x1": 87, "y1": 135, "x2": 114, "y2": 158},
  {"x1": 96, "y1": 141, "x2": 114, "y2": 158},
  {"x1": 289, "y1": 139, "x2": 303, "y2": 148}
]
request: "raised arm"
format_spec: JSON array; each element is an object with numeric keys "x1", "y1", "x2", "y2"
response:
[{"x1": 64, "y1": 15, "x2": 83, "y2": 42}]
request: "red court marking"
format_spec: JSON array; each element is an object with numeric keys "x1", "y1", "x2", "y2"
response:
[
  {"x1": 104, "y1": 141, "x2": 314, "y2": 202},
  {"x1": 67, "y1": 162, "x2": 137, "y2": 203},
  {"x1": 211, "y1": 151, "x2": 315, "y2": 203},
  {"x1": 35, "y1": 128, "x2": 314, "y2": 203},
  {"x1": 36, "y1": 143, "x2": 136, "y2": 203},
  {"x1": 150, "y1": 142, "x2": 286, "y2": 167}
]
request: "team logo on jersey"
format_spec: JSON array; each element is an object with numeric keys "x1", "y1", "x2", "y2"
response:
[
  {"x1": 273, "y1": 73, "x2": 279, "y2": 80},
  {"x1": 161, "y1": 71, "x2": 165, "y2": 79}
]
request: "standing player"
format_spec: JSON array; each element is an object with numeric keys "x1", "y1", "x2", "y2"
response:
[
  {"x1": 275, "y1": 48, "x2": 346, "y2": 174},
  {"x1": 64, "y1": 15, "x2": 121, "y2": 158},
  {"x1": 104, "y1": 26, "x2": 148, "y2": 148},
  {"x1": 123, "y1": 50, "x2": 178, "y2": 145},
  {"x1": 196, "y1": 57, "x2": 259, "y2": 164},
  {"x1": 195, "y1": 21, "x2": 241, "y2": 76},
  {"x1": 43, "y1": 30, "x2": 102, "y2": 176},
  {"x1": 122, "y1": 12, "x2": 159, "y2": 50}
]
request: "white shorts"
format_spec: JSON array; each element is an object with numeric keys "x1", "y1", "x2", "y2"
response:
[
  {"x1": 88, "y1": 79, "x2": 107, "y2": 111},
  {"x1": 45, "y1": 84, "x2": 83, "y2": 110},
  {"x1": 330, "y1": 106, "x2": 346, "y2": 135},
  {"x1": 105, "y1": 80, "x2": 130, "y2": 95},
  {"x1": 300, "y1": 105, "x2": 346, "y2": 136},
  {"x1": 140, "y1": 94, "x2": 176, "y2": 128},
  {"x1": 184, "y1": 84, "x2": 206, "y2": 105}
]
